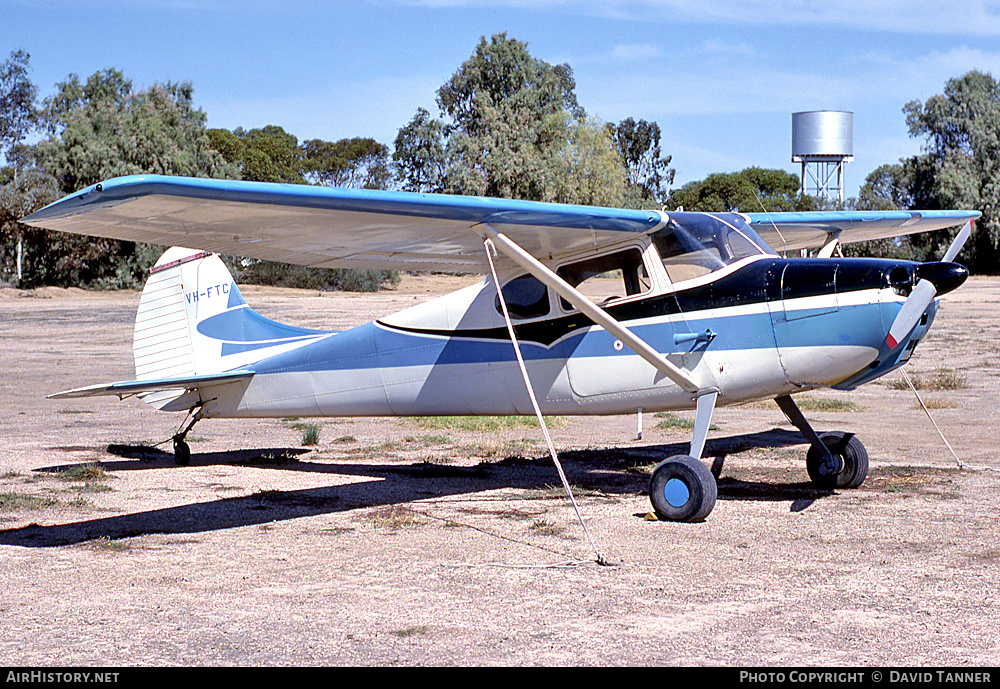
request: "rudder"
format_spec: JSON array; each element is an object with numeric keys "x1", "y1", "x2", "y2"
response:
[{"x1": 133, "y1": 248, "x2": 329, "y2": 409}]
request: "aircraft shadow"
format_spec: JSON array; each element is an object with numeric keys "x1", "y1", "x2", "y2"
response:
[{"x1": 2, "y1": 428, "x2": 830, "y2": 547}]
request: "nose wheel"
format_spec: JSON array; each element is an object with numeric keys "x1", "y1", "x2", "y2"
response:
[
  {"x1": 775, "y1": 395, "x2": 869, "y2": 490},
  {"x1": 806, "y1": 431, "x2": 869, "y2": 489}
]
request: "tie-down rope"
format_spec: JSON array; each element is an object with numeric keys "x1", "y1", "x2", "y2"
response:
[
  {"x1": 902, "y1": 369, "x2": 994, "y2": 472},
  {"x1": 483, "y1": 238, "x2": 609, "y2": 566}
]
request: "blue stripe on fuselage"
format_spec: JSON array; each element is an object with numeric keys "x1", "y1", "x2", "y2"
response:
[{"x1": 247, "y1": 295, "x2": 885, "y2": 375}]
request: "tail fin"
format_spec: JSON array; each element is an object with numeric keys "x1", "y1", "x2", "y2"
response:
[{"x1": 134, "y1": 247, "x2": 328, "y2": 383}]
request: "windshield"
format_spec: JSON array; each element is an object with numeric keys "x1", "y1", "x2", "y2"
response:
[{"x1": 652, "y1": 212, "x2": 774, "y2": 284}]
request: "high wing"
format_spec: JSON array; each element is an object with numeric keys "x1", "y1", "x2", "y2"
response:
[
  {"x1": 746, "y1": 210, "x2": 980, "y2": 254},
  {"x1": 21, "y1": 175, "x2": 668, "y2": 272},
  {"x1": 23, "y1": 175, "x2": 980, "y2": 267}
]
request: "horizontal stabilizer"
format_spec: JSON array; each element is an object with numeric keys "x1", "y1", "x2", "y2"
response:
[{"x1": 48, "y1": 371, "x2": 254, "y2": 400}]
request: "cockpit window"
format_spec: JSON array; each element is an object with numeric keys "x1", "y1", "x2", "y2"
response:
[
  {"x1": 496, "y1": 274, "x2": 549, "y2": 320},
  {"x1": 652, "y1": 212, "x2": 773, "y2": 284},
  {"x1": 556, "y1": 248, "x2": 650, "y2": 310}
]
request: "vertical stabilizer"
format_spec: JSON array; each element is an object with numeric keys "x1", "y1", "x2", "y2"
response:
[{"x1": 132, "y1": 248, "x2": 329, "y2": 409}]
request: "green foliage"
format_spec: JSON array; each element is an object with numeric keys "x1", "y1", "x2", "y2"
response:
[
  {"x1": 9, "y1": 71, "x2": 235, "y2": 288},
  {"x1": 4, "y1": 39, "x2": 680, "y2": 290},
  {"x1": 436, "y1": 33, "x2": 582, "y2": 140},
  {"x1": 547, "y1": 115, "x2": 627, "y2": 207},
  {"x1": 302, "y1": 136, "x2": 390, "y2": 189},
  {"x1": 436, "y1": 34, "x2": 588, "y2": 201},
  {"x1": 409, "y1": 415, "x2": 565, "y2": 432},
  {"x1": 793, "y1": 396, "x2": 862, "y2": 412},
  {"x1": 666, "y1": 167, "x2": 817, "y2": 213},
  {"x1": 607, "y1": 117, "x2": 675, "y2": 206},
  {"x1": 296, "y1": 423, "x2": 320, "y2": 446},
  {"x1": 205, "y1": 127, "x2": 397, "y2": 291},
  {"x1": 0, "y1": 49, "x2": 38, "y2": 164},
  {"x1": 393, "y1": 107, "x2": 446, "y2": 192},
  {"x1": 886, "y1": 368, "x2": 968, "y2": 391},
  {"x1": 864, "y1": 70, "x2": 1000, "y2": 272},
  {"x1": 393, "y1": 33, "x2": 648, "y2": 207},
  {"x1": 230, "y1": 259, "x2": 399, "y2": 292},
  {"x1": 32, "y1": 72, "x2": 235, "y2": 190}
]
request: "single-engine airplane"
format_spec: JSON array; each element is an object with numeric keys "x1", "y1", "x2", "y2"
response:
[{"x1": 22, "y1": 175, "x2": 979, "y2": 522}]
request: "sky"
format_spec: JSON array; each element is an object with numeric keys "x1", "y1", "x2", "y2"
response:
[{"x1": 6, "y1": 0, "x2": 1000, "y2": 199}]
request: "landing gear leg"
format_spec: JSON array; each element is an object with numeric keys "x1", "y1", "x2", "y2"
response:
[
  {"x1": 649, "y1": 390, "x2": 719, "y2": 522},
  {"x1": 171, "y1": 406, "x2": 204, "y2": 466},
  {"x1": 774, "y1": 395, "x2": 869, "y2": 489}
]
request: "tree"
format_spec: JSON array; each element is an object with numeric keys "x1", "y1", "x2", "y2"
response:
[
  {"x1": 864, "y1": 71, "x2": 1000, "y2": 271},
  {"x1": 0, "y1": 49, "x2": 43, "y2": 285},
  {"x1": 666, "y1": 167, "x2": 816, "y2": 213},
  {"x1": 547, "y1": 115, "x2": 627, "y2": 207},
  {"x1": 436, "y1": 33, "x2": 582, "y2": 141},
  {"x1": 606, "y1": 117, "x2": 675, "y2": 206},
  {"x1": 393, "y1": 33, "x2": 645, "y2": 208},
  {"x1": 0, "y1": 168, "x2": 61, "y2": 286},
  {"x1": 0, "y1": 49, "x2": 38, "y2": 166},
  {"x1": 204, "y1": 126, "x2": 398, "y2": 290},
  {"x1": 238, "y1": 125, "x2": 307, "y2": 184},
  {"x1": 302, "y1": 137, "x2": 390, "y2": 189},
  {"x1": 32, "y1": 72, "x2": 235, "y2": 191},
  {"x1": 437, "y1": 34, "x2": 585, "y2": 201},
  {"x1": 899, "y1": 70, "x2": 1000, "y2": 271},
  {"x1": 392, "y1": 108, "x2": 446, "y2": 193},
  {"x1": 21, "y1": 70, "x2": 236, "y2": 288}
]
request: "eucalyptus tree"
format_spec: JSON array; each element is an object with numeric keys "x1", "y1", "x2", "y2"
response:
[
  {"x1": 22, "y1": 70, "x2": 234, "y2": 287},
  {"x1": 393, "y1": 33, "x2": 633, "y2": 207},
  {"x1": 901, "y1": 70, "x2": 1000, "y2": 271},
  {"x1": 607, "y1": 117, "x2": 675, "y2": 206}
]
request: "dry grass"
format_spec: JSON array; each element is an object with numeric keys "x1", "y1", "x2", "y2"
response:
[
  {"x1": 887, "y1": 368, "x2": 969, "y2": 391},
  {"x1": 794, "y1": 396, "x2": 862, "y2": 412}
]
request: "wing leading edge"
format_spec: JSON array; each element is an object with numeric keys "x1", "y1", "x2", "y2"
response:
[
  {"x1": 22, "y1": 175, "x2": 980, "y2": 265},
  {"x1": 747, "y1": 210, "x2": 981, "y2": 253},
  {"x1": 22, "y1": 175, "x2": 668, "y2": 272}
]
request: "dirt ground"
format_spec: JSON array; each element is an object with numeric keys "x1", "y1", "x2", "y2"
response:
[{"x1": 0, "y1": 274, "x2": 998, "y2": 667}]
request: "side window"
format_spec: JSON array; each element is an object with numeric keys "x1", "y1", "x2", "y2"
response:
[
  {"x1": 556, "y1": 248, "x2": 650, "y2": 310},
  {"x1": 495, "y1": 274, "x2": 550, "y2": 320}
]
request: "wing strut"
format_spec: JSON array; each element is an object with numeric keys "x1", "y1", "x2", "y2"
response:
[
  {"x1": 817, "y1": 230, "x2": 842, "y2": 259},
  {"x1": 480, "y1": 225, "x2": 703, "y2": 394},
  {"x1": 484, "y1": 237, "x2": 608, "y2": 566}
]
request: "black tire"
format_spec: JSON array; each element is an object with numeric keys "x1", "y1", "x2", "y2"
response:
[
  {"x1": 806, "y1": 432, "x2": 868, "y2": 489},
  {"x1": 173, "y1": 438, "x2": 191, "y2": 466},
  {"x1": 649, "y1": 455, "x2": 717, "y2": 522}
]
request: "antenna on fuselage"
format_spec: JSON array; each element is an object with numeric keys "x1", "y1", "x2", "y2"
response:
[{"x1": 752, "y1": 190, "x2": 789, "y2": 254}]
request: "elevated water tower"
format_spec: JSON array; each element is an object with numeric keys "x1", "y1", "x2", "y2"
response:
[{"x1": 792, "y1": 110, "x2": 853, "y2": 203}]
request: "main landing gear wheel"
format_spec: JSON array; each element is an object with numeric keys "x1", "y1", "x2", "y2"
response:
[
  {"x1": 649, "y1": 455, "x2": 717, "y2": 522},
  {"x1": 806, "y1": 432, "x2": 869, "y2": 489}
]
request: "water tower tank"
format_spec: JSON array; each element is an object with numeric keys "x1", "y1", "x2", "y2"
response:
[
  {"x1": 792, "y1": 110, "x2": 853, "y2": 159},
  {"x1": 791, "y1": 111, "x2": 853, "y2": 202}
]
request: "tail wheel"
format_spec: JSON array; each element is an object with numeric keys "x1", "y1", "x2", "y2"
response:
[
  {"x1": 806, "y1": 432, "x2": 868, "y2": 489},
  {"x1": 173, "y1": 437, "x2": 191, "y2": 466},
  {"x1": 649, "y1": 455, "x2": 717, "y2": 522}
]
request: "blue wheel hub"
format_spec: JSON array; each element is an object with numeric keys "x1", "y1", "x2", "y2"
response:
[{"x1": 663, "y1": 478, "x2": 690, "y2": 508}]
